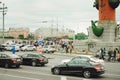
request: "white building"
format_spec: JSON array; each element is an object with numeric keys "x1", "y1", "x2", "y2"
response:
[{"x1": 34, "y1": 27, "x2": 75, "y2": 40}]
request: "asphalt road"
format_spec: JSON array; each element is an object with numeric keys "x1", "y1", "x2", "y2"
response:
[{"x1": 0, "y1": 52, "x2": 120, "y2": 80}]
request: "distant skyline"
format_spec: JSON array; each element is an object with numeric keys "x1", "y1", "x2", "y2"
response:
[{"x1": 0, "y1": 0, "x2": 120, "y2": 34}]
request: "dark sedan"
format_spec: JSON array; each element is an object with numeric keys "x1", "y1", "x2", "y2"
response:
[
  {"x1": 0, "y1": 53, "x2": 22, "y2": 68},
  {"x1": 51, "y1": 58, "x2": 105, "y2": 78},
  {"x1": 0, "y1": 44, "x2": 5, "y2": 51},
  {"x1": 21, "y1": 53, "x2": 48, "y2": 66}
]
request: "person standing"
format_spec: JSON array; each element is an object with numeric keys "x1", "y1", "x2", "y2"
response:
[
  {"x1": 103, "y1": 48, "x2": 107, "y2": 60},
  {"x1": 108, "y1": 48, "x2": 113, "y2": 62},
  {"x1": 69, "y1": 44, "x2": 73, "y2": 54},
  {"x1": 100, "y1": 48, "x2": 104, "y2": 60},
  {"x1": 113, "y1": 48, "x2": 119, "y2": 62}
]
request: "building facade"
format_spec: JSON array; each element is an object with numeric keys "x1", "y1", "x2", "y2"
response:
[
  {"x1": 8, "y1": 28, "x2": 29, "y2": 39},
  {"x1": 34, "y1": 27, "x2": 75, "y2": 40}
]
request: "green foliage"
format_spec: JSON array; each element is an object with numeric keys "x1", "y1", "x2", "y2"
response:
[
  {"x1": 75, "y1": 32, "x2": 88, "y2": 40},
  {"x1": 68, "y1": 37, "x2": 74, "y2": 40},
  {"x1": 18, "y1": 35, "x2": 24, "y2": 39},
  {"x1": 5, "y1": 36, "x2": 14, "y2": 39},
  {"x1": 27, "y1": 34, "x2": 34, "y2": 40}
]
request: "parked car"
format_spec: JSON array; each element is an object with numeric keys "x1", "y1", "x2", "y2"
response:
[
  {"x1": 51, "y1": 57, "x2": 105, "y2": 78},
  {"x1": 21, "y1": 45, "x2": 36, "y2": 51},
  {"x1": 42, "y1": 45, "x2": 56, "y2": 53},
  {"x1": 0, "y1": 44, "x2": 6, "y2": 51},
  {"x1": 0, "y1": 53, "x2": 22, "y2": 68},
  {"x1": 5, "y1": 45, "x2": 20, "y2": 51},
  {"x1": 21, "y1": 53, "x2": 48, "y2": 66},
  {"x1": 61, "y1": 55, "x2": 104, "y2": 65}
]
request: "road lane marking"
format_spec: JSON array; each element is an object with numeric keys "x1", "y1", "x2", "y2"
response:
[
  {"x1": 0, "y1": 73, "x2": 41, "y2": 80},
  {"x1": 0, "y1": 68, "x2": 86, "y2": 80},
  {"x1": 61, "y1": 76, "x2": 67, "y2": 80},
  {"x1": 2, "y1": 68, "x2": 120, "y2": 80}
]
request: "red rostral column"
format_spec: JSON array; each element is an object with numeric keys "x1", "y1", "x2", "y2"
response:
[{"x1": 99, "y1": 0, "x2": 115, "y2": 21}]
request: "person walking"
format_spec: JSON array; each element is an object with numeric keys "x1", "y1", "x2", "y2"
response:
[
  {"x1": 107, "y1": 48, "x2": 113, "y2": 62},
  {"x1": 113, "y1": 48, "x2": 119, "y2": 62},
  {"x1": 100, "y1": 48, "x2": 104, "y2": 60},
  {"x1": 103, "y1": 48, "x2": 107, "y2": 60},
  {"x1": 69, "y1": 44, "x2": 73, "y2": 54}
]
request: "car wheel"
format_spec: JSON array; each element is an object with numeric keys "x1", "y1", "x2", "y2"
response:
[
  {"x1": 41, "y1": 64, "x2": 45, "y2": 66},
  {"x1": 83, "y1": 70, "x2": 91, "y2": 78},
  {"x1": 31, "y1": 62, "x2": 36, "y2": 66},
  {"x1": 5, "y1": 63, "x2": 9, "y2": 68},
  {"x1": 16, "y1": 65, "x2": 20, "y2": 68},
  {"x1": 53, "y1": 68, "x2": 60, "y2": 75}
]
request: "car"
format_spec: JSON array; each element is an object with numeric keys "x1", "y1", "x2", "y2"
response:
[
  {"x1": 0, "y1": 53, "x2": 22, "y2": 68},
  {"x1": 5, "y1": 45, "x2": 20, "y2": 51},
  {"x1": 61, "y1": 55, "x2": 104, "y2": 65},
  {"x1": 21, "y1": 53, "x2": 48, "y2": 66},
  {"x1": 21, "y1": 45, "x2": 36, "y2": 51},
  {"x1": 42, "y1": 45, "x2": 56, "y2": 53},
  {"x1": 0, "y1": 44, "x2": 6, "y2": 51},
  {"x1": 51, "y1": 57, "x2": 105, "y2": 78}
]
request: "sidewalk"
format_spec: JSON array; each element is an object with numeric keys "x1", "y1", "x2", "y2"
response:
[
  {"x1": 53, "y1": 51, "x2": 94, "y2": 57},
  {"x1": 0, "y1": 51, "x2": 94, "y2": 57}
]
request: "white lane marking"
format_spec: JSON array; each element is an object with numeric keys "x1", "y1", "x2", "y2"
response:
[
  {"x1": 0, "y1": 73, "x2": 41, "y2": 80},
  {"x1": 82, "y1": 79, "x2": 92, "y2": 80},
  {"x1": 61, "y1": 76, "x2": 67, "y2": 80}
]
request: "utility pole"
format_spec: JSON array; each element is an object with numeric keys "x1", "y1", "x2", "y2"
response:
[
  {"x1": 0, "y1": 3, "x2": 7, "y2": 43},
  {"x1": 51, "y1": 19, "x2": 54, "y2": 37}
]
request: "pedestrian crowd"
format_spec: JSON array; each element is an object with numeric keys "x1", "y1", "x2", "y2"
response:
[
  {"x1": 59, "y1": 40, "x2": 74, "y2": 54},
  {"x1": 95, "y1": 47, "x2": 120, "y2": 62}
]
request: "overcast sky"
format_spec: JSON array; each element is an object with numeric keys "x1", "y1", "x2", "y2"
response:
[{"x1": 0, "y1": 0, "x2": 120, "y2": 34}]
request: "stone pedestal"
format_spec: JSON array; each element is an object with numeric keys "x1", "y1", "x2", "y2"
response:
[{"x1": 89, "y1": 21, "x2": 117, "y2": 42}]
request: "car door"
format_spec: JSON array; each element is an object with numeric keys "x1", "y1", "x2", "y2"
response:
[
  {"x1": 22, "y1": 54, "x2": 31, "y2": 64},
  {"x1": 29, "y1": 46, "x2": 33, "y2": 50},
  {"x1": 26, "y1": 54, "x2": 36, "y2": 65},
  {"x1": 0, "y1": 54, "x2": 3, "y2": 66},
  {"x1": 0, "y1": 54, "x2": 9, "y2": 66},
  {"x1": 67, "y1": 58, "x2": 83, "y2": 73}
]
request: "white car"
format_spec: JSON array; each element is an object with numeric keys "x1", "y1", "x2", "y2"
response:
[
  {"x1": 5, "y1": 45, "x2": 20, "y2": 51},
  {"x1": 61, "y1": 55, "x2": 104, "y2": 65},
  {"x1": 21, "y1": 45, "x2": 36, "y2": 51},
  {"x1": 42, "y1": 45, "x2": 56, "y2": 53}
]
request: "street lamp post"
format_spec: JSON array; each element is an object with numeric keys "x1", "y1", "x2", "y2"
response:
[{"x1": 0, "y1": 3, "x2": 7, "y2": 43}]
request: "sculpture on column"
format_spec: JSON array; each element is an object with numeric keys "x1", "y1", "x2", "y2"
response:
[{"x1": 92, "y1": 0, "x2": 120, "y2": 38}]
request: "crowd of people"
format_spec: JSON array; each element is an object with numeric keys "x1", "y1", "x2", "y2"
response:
[
  {"x1": 95, "y1": 48, "x2": 120, "y2": 62},
  {"x1": 59, "y1": 40, "x2": 74, "y2": 54}
]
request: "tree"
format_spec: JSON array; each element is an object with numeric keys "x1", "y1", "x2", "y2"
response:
[
  {"x1": 68, "y1": 37, "x2": 74, "y2": 40},
  {"x1": 27, "y1": 34, "x2": 34, "y2": 40},
  {"x1": 75, "y1": 32, "x2": 88, "y2": 40},
  {"x1": 18, "y1": 35, "x2": 24, "y2": 39}
]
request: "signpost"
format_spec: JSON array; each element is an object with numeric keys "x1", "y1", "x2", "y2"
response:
[{"x1": 37, "y1": 35, "x2": 43, "y2": 53}]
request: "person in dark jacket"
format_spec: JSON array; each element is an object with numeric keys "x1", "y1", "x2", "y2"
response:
[
  {"x1": 108, "y1": 48, "x2": 113, "y2": 61},
  {"x1": 113, "y1": 48, "x2": 119, "y2": 62}
]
